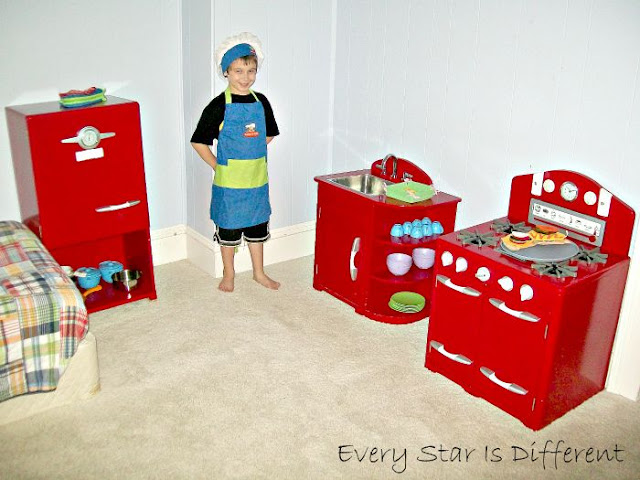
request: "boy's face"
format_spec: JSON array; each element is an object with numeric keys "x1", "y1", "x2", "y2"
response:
[{"x1": 226, "y1": 58, "x2": 257, "y2": 95}]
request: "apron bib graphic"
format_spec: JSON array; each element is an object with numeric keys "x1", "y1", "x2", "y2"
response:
[{"x1": 210, "y1": 88, "x2": 271, "y2": 229}]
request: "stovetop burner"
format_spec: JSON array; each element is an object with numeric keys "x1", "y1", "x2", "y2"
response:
[
  {"x1": 572, "y1": 246, "x2": 608, "y2": 265},
  {"x1": 531, "y1": 261, "x2": 578, "y2": 278},
  {"x1": 491, "y1": 220, "x2": 530, "y2": 234},
  {"x1": 457, "y1": 230, "x2": 500, "y2": 248}
]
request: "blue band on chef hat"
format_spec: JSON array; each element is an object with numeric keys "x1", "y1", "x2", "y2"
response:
[{"x1": 221, "y1": 43, "x2": 256, "y2": 73}]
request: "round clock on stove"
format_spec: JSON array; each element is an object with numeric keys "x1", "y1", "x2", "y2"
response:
[{"x1": 560, "y1": 181, "x2": 578, "y2": 202}]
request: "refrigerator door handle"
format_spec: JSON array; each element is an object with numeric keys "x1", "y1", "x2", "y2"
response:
[
  {"x1": 95, "y1": 200, "x2": 141, "y2": 213},
  {"x1": 349, "y1": 237, "x2": 360, "y2": 281},
  {"x1": 480, "y1": 367, "x2": 528, "y2": 395},
  {"x1": 430, "y1": 341, "x2": 473, "y2": 365},
  {"x1": 436, "y1": 275, "x2": 481, "y2": 297},
  {"x1": 489, "y1": 298, "x2": 540, "y2": 323},
  {"x1": 61, "y1": 126, "x2": 116, "y2": 149}
]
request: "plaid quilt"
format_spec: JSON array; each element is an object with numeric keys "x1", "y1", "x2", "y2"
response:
[{"x1": 0, "y1": 221, "x2": 88, "y2": 402}]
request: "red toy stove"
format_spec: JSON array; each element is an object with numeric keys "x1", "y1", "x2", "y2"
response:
[{"x1": 425, "y1": 170, "x2": 635, "y2": 430}]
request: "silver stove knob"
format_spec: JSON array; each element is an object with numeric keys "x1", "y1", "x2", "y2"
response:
[
  {"x1": 475, "y1": 267, "x2": 490, "y2": 282},
  {"x1": 520, "y1": 284, "x2": 534, "y2": 301},
  {"x1": 498, "y1": 276, "x2": 514, "y2": 291},
  {"x1": 441, "y1": 251, "x2": 454, "y2": 266},
  {"x1": 455, "y1": 257, "x2": 468, "y2": 272}
]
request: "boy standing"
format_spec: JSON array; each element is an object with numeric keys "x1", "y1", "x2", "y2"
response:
[{"x1": 191, "y1": 32, "x2": 280, "y2": 292}]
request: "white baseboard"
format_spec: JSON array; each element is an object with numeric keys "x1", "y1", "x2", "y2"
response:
[
  {"x1": 150, "y1": 224, "x2": 188, "y2": 266},
  {"x1": 151, "y1": 221, "x2": 316, "y2": 279}
]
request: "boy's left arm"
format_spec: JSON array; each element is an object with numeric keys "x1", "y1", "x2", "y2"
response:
[{"x1": 266, "y1": 137, "x2": 274, "y2": 144}]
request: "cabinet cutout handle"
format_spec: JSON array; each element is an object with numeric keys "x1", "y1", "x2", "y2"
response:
[
  {"x1": 95, "y1": 200, "x2": 141, "y2": 213},
  {"x1": 489, "y1": 298, "x2": 540, "y2": 323},
  {"x1": 430, "y1": 341, "x2": 473, "y2": 365},
  {"x1": 349, "y1": 237, "x2": 360, "y2": 281},
  {"x1": 480, "y1": 367, "x2": 528, "y2": 395},
  {"x1": 436, "y1": 274, "x2": 481, "y2": 297}
]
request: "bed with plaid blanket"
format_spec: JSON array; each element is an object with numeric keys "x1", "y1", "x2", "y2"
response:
[{"x1": 0, "y1": 221, "x2": 88, "y2": 402}]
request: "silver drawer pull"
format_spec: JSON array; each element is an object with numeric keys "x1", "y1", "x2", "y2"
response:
[
  {"x1": 436, "y1": 275, "x2": 481, "y2": 297},
  {"x1": 61, "y1": 126, "x2": 116, "y2": 150},
  {"x1": 95, "y1": 200, "x2": 140, "y2": 213},
  {"x1": 489, "y1": 298, "x2": 540, "y2": 322},
  {"x1": 349, "y1": 237, "x2": 360, "y2": 281},
  {"x1": 480, "y1": 367, "x2": 528, "y2": 395},
  {"x1": 430, "y1": 341, "x2": 473, "y2": 365}
]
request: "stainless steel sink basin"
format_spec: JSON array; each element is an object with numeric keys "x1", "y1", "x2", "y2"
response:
[{"x1": 329, "y1": 173, "x2": 392, "y2": 196}]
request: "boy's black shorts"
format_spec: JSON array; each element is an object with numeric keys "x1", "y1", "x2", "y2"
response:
[{"x1": 214, "y1": 222, "x2": 270, "y2": 247}]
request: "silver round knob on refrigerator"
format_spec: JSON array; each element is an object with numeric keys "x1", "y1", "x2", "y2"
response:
[
  {"x1": 498, "y1": 276, "x2": 514, "y2": 291},
  {"x1": 441, "y1": 251, "x2": 454, "y2": 266},
  {"x1": 475, "y1": 266, "x2": 490, "y2": 282},
  {"x1": 455, "y1": 257, "x2": 468, "y2": 272},
  {"x1": 520, "y1": 284, "x2": 534, "y2": 301}
]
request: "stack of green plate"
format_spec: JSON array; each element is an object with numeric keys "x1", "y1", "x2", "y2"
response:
[{"x1": 388, "y1": 291, "x2": 425, "y2": 314}]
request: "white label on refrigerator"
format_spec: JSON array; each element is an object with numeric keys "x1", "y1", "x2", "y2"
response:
[{"x1": 75, "y1": 147, "x2": 104, "y2": 162}]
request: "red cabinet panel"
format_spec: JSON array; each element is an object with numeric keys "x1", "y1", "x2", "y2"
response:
[
  {"x1": 6, "y1": 96, "x2": 157, "y2": 312},
  {"x1": 313, "y1": 183, "x2": 373, "y2": 309},
  {"x1": 425, "y1": 216, "x2": 632, "y2": 430}
]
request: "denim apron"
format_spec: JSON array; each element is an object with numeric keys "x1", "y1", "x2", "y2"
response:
[{"x1": 210, "y1": 88, "x2": 271, "y2": 229}]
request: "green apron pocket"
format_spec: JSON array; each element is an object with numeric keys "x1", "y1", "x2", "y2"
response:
[{"x1": 214, "y1": 157, "x2": 268, "y2": 189}]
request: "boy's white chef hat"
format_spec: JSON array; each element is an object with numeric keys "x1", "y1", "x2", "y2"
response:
[{"x1": 215, "y1": 32, "x2": 264, "y2": 79}]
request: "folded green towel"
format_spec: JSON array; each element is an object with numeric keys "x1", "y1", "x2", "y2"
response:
[
  {"x1": 59, "y1": 87, "x2": 107, "y2": 108},
  {"x1": 386, "y1": 181, "x2": 435, "y2": 203}
]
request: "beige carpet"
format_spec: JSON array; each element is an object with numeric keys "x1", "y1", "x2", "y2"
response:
[{"x1": 1, "y1": 256, "x2": 639, "y2": 479}]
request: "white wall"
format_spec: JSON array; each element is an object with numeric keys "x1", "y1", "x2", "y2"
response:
[
  {"x1": 182, "y1": 0, "x2": 214, "y2": 236},
  {"x1": 0, "y1": 0, "x2": 185, "y2": 231},
  {"x1": 332, "y1": 0, "x2": 640, "y2": 232},
  {"x1": 2, "y1": 1, "x2": 638, "y2": 238}
]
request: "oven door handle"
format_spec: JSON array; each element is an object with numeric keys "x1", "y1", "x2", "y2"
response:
[
  {"x1": 480, "y1": 367, "x2": 528, "y2": 395},
  {"x1": 349, "y1": 237, "x2": 360, "y2": 281},
  {"x1": 429, "y1": 341, "x2": 473, "y2": 365},
  {"x1": 489, "y1": 298, "x2": 540, "y2": 322},
  {"x1": 436, "y1": 275, "x2": 481, "y2": 297},
  {"x1": 95, "y1": 200, "x2": 141, "y2": 213}
]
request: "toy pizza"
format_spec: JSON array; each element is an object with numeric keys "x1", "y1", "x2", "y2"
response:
[{"x1": 501, "y1": 225, "x2": 568, "y2": 251}]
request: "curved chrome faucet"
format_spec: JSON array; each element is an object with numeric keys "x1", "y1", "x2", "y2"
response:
[{"x1": 378, "y1": 153, "x2": 397, "y2": 179}]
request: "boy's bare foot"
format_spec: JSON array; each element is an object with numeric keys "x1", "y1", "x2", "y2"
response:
[
  {"x1": 253, "y1": 273, "x2": 280, "y2": 290},
  {"x1": 218, "y1": 275, "x2": 235, "y2": 292}
]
